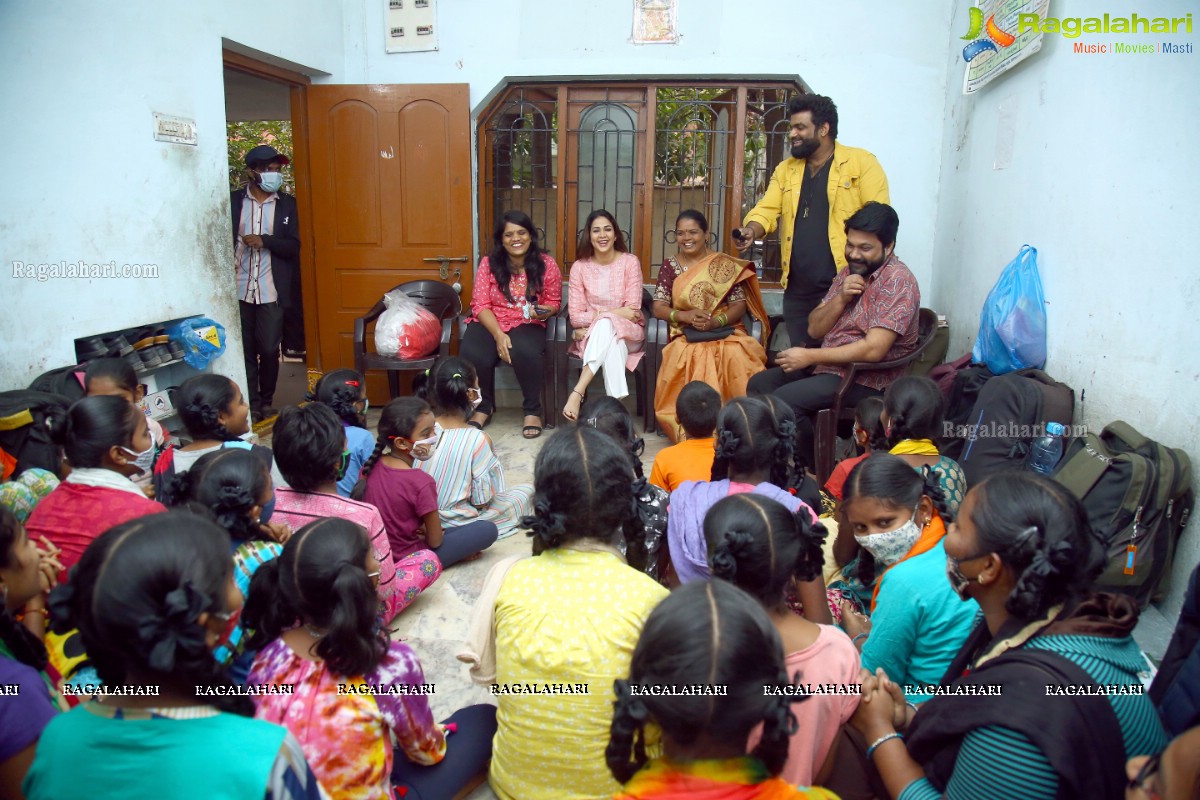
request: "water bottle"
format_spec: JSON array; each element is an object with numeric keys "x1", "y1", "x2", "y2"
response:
[{"x1": 1026, "y1": 421, "x2": 1066, "y2": 475}]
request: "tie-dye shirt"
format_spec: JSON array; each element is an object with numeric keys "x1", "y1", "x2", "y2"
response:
[{"x1": 248, "y1": 638, "x2": 446, "y2": 800}]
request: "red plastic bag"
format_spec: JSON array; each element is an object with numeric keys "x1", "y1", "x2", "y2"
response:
[{"x1": 374, "y1": 289, "x2": 441, "y2": 359}]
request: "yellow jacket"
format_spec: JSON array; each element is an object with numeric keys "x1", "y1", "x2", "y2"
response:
[{"x1": 743, "y1": 143, "x2": 889, "y2": 288}]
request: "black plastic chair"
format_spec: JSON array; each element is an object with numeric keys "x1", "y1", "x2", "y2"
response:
[{"x1": 353, "y1": 280, "x2": 461, "y2": 400}]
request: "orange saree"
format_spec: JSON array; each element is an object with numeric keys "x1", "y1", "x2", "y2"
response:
[{"x1": 653, "y1": 252, "x2": 769, "y2": 442}]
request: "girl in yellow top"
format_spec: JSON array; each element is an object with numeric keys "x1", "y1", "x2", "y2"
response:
[{"x1": 490, "y1": 427, "x2": 668, "y2": 800}]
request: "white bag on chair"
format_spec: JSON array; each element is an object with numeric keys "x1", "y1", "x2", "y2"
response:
[{"x1": 374, "y1": 289, "x2": 440, "y2": 359}]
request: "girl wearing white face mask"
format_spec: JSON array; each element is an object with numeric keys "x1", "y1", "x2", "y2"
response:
[
  {"x1": 410, "y1": 356, "x2": 534, "y2": 539},
  {"x1": 838, "y1": 453, "x2": 978, "y2": 705},
  {"x1": 25, "y1": 396, "x2": 168, "y2": 580},
  {"x1": 360, "y1": 396, "x2": 499, "y2": 569}
]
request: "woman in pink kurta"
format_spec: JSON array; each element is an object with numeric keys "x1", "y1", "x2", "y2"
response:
[{"x1": 562, "y1": 209, "x2": 646, "y2": 421}]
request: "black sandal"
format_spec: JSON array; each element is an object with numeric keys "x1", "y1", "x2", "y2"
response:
[
  {"x1": 467, "y1": 411, "x2": 492, "y2": 430},
  {"x1": 522, "y1": 416, "x2": 544, "y2": 439}
]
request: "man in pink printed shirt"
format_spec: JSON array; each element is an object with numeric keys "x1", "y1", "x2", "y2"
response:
[{"x1": 748, "y1": 202, "x2": 919, "y2": 467}]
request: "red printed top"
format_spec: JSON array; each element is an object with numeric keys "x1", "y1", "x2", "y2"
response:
[
  {"x1": 469, "y1": 255, "x2": 563, "y2": 333},
  {"x1": 813, "y1": 255, "x2": 920, "y2": 392}
]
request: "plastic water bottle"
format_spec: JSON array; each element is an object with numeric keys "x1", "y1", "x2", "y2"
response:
[{"x1": 1026, "y1": 422, "x2": 1066, "y2": 475}]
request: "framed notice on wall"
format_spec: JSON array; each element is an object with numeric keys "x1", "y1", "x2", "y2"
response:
[
  {"x1": 632, "y1": 0, "x2": 678, "y2": 44},
  {"x1": 962, "y1": 0, "x2": 1049, "y2": 94},
  {"x1": 385, "y1": 0, "x2": 438, "y2": 53}
]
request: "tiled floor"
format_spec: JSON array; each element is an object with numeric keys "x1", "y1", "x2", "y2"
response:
[{"x1": 264, "y1": 378, "x2": 668, "y2": 800}]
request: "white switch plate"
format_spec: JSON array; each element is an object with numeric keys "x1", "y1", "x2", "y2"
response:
[{"x1": 153, "y1": 113, "x2": 197, "y2": 146}]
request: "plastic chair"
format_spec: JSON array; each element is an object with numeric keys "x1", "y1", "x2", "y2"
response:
[
  {"x1": 553, "y1": 290, "x2": 655, "y2": 430},
  {"x1": 456, "y1": 315, "x2": 557, "y2": 431},
  {"x1": 813, "y1": 307, "x2": 939, "y2": 485},
  {"x1": 353, "y1": 280, "x2": 461, "y2": 400}
]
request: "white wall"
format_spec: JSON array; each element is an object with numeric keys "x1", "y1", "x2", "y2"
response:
[
  {"x1": 342, "y1": 0, "x2": 955, "y2": 297},
  {"x1": 0, "y1": 1, "x2": 344, "y2": 389},
  {"x1": 930, "y1": 0, "x2": 1200, "y2": 623}
]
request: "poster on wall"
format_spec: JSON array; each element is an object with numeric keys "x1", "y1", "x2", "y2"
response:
[
  {"x1": 632, "y1": 0, "x2": 678, "y2": 44},
  {"x1": 385, "y1": 0, "x2": 438, "y2": 53},
  {"x1": 962, "y1": 0, "x2": 1049, "y2": 94}
]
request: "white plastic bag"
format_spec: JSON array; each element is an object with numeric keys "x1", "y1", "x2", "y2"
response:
[{"x1": 374, "y1": 289, "x2": 441, "y2": 359}]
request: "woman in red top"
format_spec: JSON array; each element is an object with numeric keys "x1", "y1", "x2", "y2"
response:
[
  {"x1": 26, "y1": 396, "x2": 166, "y2": 576},
  {"x1": 459, "y1": 210, "x2": 562, "y2": 439}
]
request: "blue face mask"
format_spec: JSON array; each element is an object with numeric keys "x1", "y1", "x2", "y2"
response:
[{"x1": 259, "y1": 495, "x2": 276, "y2": 525}]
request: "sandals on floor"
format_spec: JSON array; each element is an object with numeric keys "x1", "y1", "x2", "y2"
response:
[
  {"x1": 522, "y1": 416, "x2": 544, "y2": 439},
  {"x1": 467, "y1": 412, "x2": 492, "y2": 430}
]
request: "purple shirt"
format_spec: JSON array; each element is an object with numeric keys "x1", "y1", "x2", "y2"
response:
[
  {"x1": 0, "y1": 654, "x2": 58, "y2": 761},
  {"x1": 362, "y1": 463, "x2": 439, "y2": 559},
  {"x1": 812, "y1": 254, "x2": 920, "y2": 391}
]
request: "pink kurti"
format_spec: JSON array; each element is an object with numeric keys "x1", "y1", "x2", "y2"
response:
[
  {"x1": 468, "y1": 255, "x2": 563, "y2": 333},
  {"x1": 567, "y1": 252, "x2": 646, "y2": 370}
]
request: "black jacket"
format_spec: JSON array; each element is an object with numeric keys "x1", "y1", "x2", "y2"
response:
[{"x1": 230, "y1": 187, "x2": 300, "y2": 308}]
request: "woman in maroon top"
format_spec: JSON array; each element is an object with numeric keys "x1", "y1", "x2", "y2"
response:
[
  {"x1": 26, "y1": 396, "x2": 166, "y2": 577},
  {"x1": 459, "y1": 210, "x2": 562, "y2": 439}
]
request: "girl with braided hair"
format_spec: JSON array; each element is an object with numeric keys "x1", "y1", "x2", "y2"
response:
[
  {"x1": 24, "y1": 511, "x2": 326, "y2": 800},
  {"x1": 309, "y1": 368, "x2": 375, "y2": 497},
  {"x1": 606, "y1": 580, "x2": 838, "y2": 799},
  {"x1": 879, "y1": 376, "x2": 966, "y2": 514},
  {"x1": 666, "y1": 397, "x2": 819, "y2": 597},
  {"x1": 850, "y1": 472, "x2": 1168, "y2": 800},
  {"x1": 151, "y1": 374, "x2": 285, "y2": 498},
  {"x1": 360, "y1": 397, "x2": 497, "y2": 569},
  {"x1": 488, "y1": 427, "x2": 668, "y2": 800},
  {"x1": 836, "y1": 454, "x2": 977, "y2": 705},
  {"x1": 414, "y1": 356, "x2": 534, "y2": 539},
  {"x1": 159, "y1": 447, "x2": 291, "y2": 675},
  {"x1": 706, "y1": 494, "x2": 859, "y2": 787}
]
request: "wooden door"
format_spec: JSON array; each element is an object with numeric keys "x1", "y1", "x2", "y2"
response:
[{"x1": 307, "y1": 84, "x2": 473, "y2": 401}]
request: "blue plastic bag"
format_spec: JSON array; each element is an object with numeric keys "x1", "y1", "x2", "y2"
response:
[
  {"x1": 972, "y1": 245, "x2": 1046, "y2": 375},
  {"x1": 167, "y1": 317, "x2": 227, "y2": 370}
]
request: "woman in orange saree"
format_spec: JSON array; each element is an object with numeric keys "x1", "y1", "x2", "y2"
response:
[{"x1": 652, "y1": 210, "x2": 769, "y2": 442}]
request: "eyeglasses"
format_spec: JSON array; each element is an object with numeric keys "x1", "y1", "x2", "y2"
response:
[{"x1": 1126, "y1": 753, "x2": 1162, "y2": 799}]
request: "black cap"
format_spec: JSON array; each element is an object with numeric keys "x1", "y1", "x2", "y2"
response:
[{"x1": 244, "y1": 144, "x2": 290, "y2": 167}]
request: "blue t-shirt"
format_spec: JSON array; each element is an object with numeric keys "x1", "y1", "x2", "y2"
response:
[
  {"x1": 337, "y1": 424, "x2": 377, "y2": 497},
  {"x1": 861, "y1": 540, "x2": 980, "y2": 702}
]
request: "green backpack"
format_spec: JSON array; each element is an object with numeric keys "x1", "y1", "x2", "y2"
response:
[{"x1": 1051, "y1": 421, "x2": 1193, "y2": 607}]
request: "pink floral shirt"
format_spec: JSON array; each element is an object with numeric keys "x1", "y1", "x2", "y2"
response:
[
  {"x1": 567, "y1": 252, "x2": 646, "y2": 369},
  {"x1": 469, "y1": 255, "x2": 563, "y2": 332},
  {"x1": 249, "y1": 638, "x2": 446, "y2": 800}
]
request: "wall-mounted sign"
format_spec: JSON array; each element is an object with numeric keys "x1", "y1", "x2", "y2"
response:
[
  {"x1": 385, "y1": 0, "x2": 438, "y2": 53},
  {"x1": 153, "y1": 113, "x2": 197, "y2": 146},
  {"x1": 632, "y1": 0, "x2": 678, "y2": 44}
]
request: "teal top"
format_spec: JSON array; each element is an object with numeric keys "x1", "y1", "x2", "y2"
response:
[
  {"x1": 861, "y1": 541, "x2": 979, "y2": 703},
  {"x1": 23, "y1": 702, "x2": 324, "y2": 800},
  {"x1": 899, "y1": 633, "x2": 1169, "y2": 800}
]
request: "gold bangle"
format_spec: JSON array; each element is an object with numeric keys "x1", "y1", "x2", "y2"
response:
[{"x1": 669, "y1": 310, "x2": 677, "y2": 324}]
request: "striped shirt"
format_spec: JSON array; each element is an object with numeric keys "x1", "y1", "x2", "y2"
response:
[
  {"x1": 271, "y1": 488, "x2": 401, "y2": 620},
  {"x1": 899, "y1": 633, "x2": 1169, "y2": 800},
  {"x1": 415, "y1": 427, "x2": 533, "y2": 538},
  {"x1": 236, "y1": 187, "x2": 279, "y2": 304}
]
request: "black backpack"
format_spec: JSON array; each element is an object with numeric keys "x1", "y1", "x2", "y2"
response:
[
  {"x1": 1052, "y1": 421, "x2": 1194, "y2": 607},
  {"x1": 28, "y1": 364, "x2": 87, "y2": 403},
  {"x1": 952, "y1": 369, "x2": 1075, "y2": 485},
  {"x1": 0, "y1": 390, "x2": 70, "y2": 477}
]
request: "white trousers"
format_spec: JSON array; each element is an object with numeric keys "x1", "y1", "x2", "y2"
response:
[{"x1": 581, "y1": 317, "x2": 630, "y2": 398}]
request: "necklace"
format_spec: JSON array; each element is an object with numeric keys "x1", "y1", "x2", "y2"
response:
[{"x1": 304, "y1": 624, "x2": 325, "y2": 639}]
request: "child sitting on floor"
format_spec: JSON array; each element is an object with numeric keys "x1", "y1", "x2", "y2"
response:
[
  {"x1": 360, "y1": 397, "x2": 498, "y2": 569},
  {"x1": 648, "y1": 381, "x2": 719, "y2": 492},
  {"x1": 270, "y1": 403, "x2": 440, "y2": 622},
  {"x1": 308, "y1": 369, "x2": 375, "y2": 497},
  {"x1": 244, "y1": 517, "x2": 495, "y2": 800},
  {"x1": 823, "y1": 396, "x2": 885, "y2": 503},
  {"x1": 415, "y1": 357, "x2": 533, "y2": 539},
  {"x1": 84, "y1": 358, "x2": 169, "y2": 489},
  {"x1": 606, "y1": 580, "x2": 838, "y2": 800},
  {"x1": 706, "y1": 494, "x2": 858, "y2": 787}
]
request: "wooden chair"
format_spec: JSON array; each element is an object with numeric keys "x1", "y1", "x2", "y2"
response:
[
  {"x1": 644, "y1": 311, "x2": 765, "y2": 437},
  {"x1": 353, "y1": 280, "x2": 461, "y2": 400},
  {"x1": 553, "y1": 290, "x2": 655, "y2": 430},
  {"x1": 455, "y1": 315, "x2": 557, "y2": 430},
  {"x1": 812, "y1": 307, "x2": 939, "y2": 485}
]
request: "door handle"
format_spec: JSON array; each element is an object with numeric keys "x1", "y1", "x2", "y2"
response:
[{"x1": 423, "y1": 255, "x2": 471, "y2": 280}]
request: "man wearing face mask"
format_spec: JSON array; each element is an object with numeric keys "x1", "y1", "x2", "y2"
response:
[
  {"x1": 748, "y1": 202, "x2": 919, "y2": 469},
  {"x1": 230, "y1": 144, "x2": 301, "y2": 421},
  {"x1": 735, "y1": 93, "x2": 889, "y2": 350}
]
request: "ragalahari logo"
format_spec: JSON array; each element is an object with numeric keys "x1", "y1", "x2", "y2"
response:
[{"x1": 962, "y1": 6, "x2": 1016, "y2": 62}]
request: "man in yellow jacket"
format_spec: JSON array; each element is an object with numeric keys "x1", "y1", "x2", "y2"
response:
[{"x1": 734, "y1": 94, "x2": 888, "y2": 350}]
